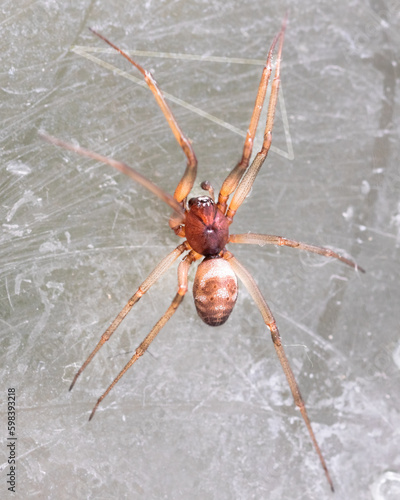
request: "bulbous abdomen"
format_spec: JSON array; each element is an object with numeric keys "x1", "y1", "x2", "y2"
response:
[{"x1": 193, "y1": 257, "x2": 238, "y2": 326}]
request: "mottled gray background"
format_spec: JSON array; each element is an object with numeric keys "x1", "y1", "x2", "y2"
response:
[{"x1": 1, "y1": 1, "x2": 399, "y2": 499}]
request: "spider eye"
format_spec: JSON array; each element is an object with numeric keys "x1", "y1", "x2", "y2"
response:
[{"x1": 188, "y1": 196, "x2": 214, "y2": 208}]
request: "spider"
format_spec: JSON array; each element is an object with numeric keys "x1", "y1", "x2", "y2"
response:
[{"x1": 42, "y1": 18, "x2": 364, "y2": 492}]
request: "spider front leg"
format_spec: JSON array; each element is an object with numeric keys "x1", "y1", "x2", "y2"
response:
[
  {"x1": 229, "y1": 233, "x2": 365, "y2": 272},
  {"x1": 69, "y1": 242, "x2": 190, "y2": 392},
  {"x1": 224, "y1": 251, "x2": 335, "y2": 492},
  {"x1": 89, "y1": 29, "x2": 197, "y2": 205},
  {"x1": 217, "y1": 27, "x2": 283, "y2": 214},
  {"x1": 217, "y1": 17, "x2": 286, "y2": 222},
  {"x1": 88, "y1": 250, "x2": 199, "y2": 421}
]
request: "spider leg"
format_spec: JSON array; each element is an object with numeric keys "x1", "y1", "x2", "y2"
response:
[
  {"x1": 88, "y1": 250, "x2": 198, "y2": 421},
  {"x1": 224, "y1": 250, "x2": 335, "y2": 492},
  {"x1": 40, "y1": 133, "x2": 185, "y2": 220},
  {"x1": 229, "y1": 233, "x2": 365, "y2": 272},
  {"x1": 217, "y1": 26, "x2": 283, "y2": 214},
  {"x1": 224, "y1": 20, "x2": 285, "y2": 223},
  {"x1": 69, "y1": 242, "x2": 190, "y2": 392},
  {"x1": 89, "y1": 29, "x2": 197, "y2": 204}
]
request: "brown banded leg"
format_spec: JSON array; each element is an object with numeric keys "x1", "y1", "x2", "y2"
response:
[
  {"x1": 88, "y1": 250, "x2": 198, "y2": 421},
  {"x1": 224, "y1": 250, "x2": 335, "y2": 492},
  {"x1": 229, "y1": 233, "x2": 365, "y2": 272},
  {"x1": 69, "y1": 241, "x2": 190, "y2": 392},
  {"x1": 89, "y1": 29, "x2": 197, "y2": 204},
  {"x1": 224, "y1": 21, "x2": 286, "y2": 223},
  {"x1": 217, "y1": 28, "x2": 282, "y2": 214}
]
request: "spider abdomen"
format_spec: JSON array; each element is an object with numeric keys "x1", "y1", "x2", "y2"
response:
[{"x1": 193, "y1": 257, "x2": 238, "y2": 326}]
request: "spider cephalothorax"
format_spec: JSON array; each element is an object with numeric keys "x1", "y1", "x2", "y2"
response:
[
  {"x1": 185, "y1": 196, "x2": 229, "y2": 255},
  {"x1": 42, "y1": 18, "x2": 364, "y2": 491}
]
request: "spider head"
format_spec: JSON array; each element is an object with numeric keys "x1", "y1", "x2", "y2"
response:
[{"x1": 185, "y1": 196, "x2": 229, "y2": 256}]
